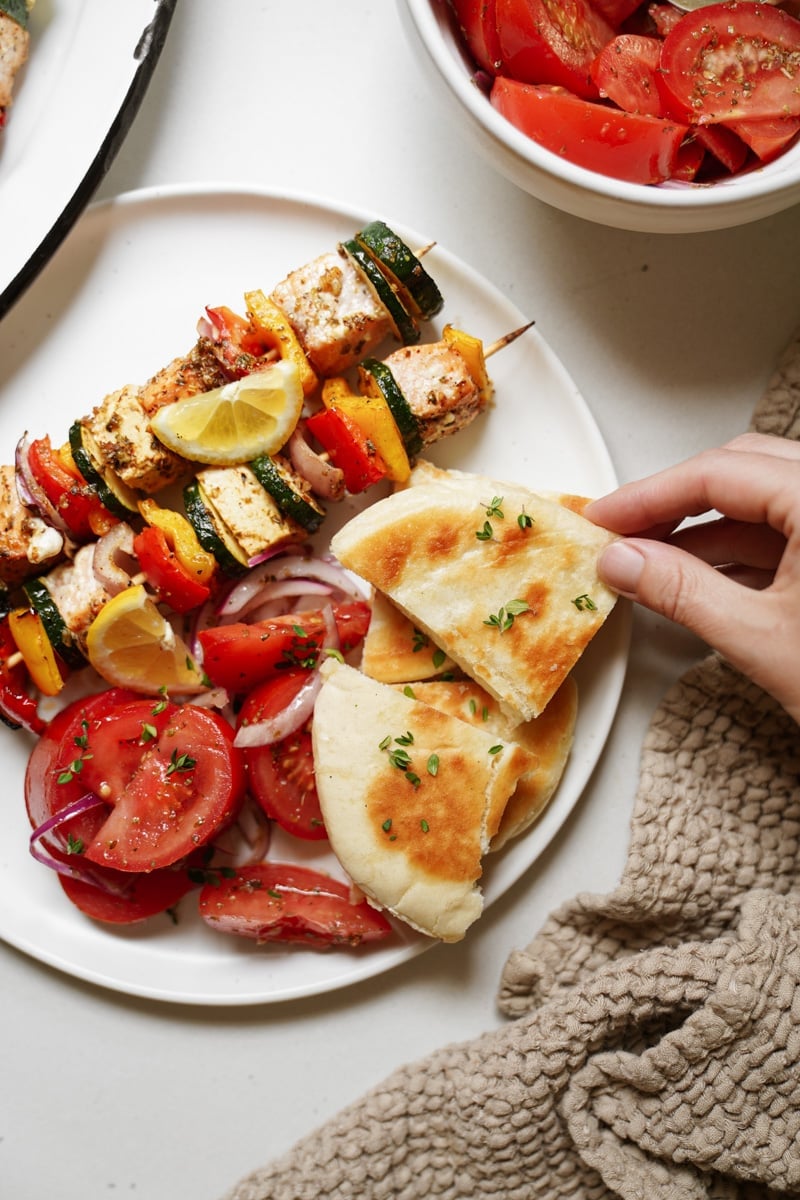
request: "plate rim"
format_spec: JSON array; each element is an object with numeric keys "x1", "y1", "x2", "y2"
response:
[
  {"x1": 0, "y1": 182, "x2": 630, "y2": 1005},
  {"x1": 0, "y1": 0, "x2": 178, "y2": 322}
]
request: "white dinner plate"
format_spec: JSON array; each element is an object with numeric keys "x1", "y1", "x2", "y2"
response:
[
  {"x1": 0, "y1": 0, "x2": 177, "y2": 319},
  {"x1": 0, "y1": 184, "x2": 630, "y2": 1005}
]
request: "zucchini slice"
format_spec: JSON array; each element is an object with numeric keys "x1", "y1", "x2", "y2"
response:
[
  {"x1": 358, "y1": 358, "x2": 423, "y2": 459},
  {"x1": 183, "y1": 481, "x2": 248, "y2": 578},
  {"x1": 69, "y1": 421, "x2": 142, "y2": 520},
  {"x1": 249, "y1": 454, "x2": 326, "y2": 533},
  {"x1": 22, "y1": 577, "x2": 86, "y2": 669},
  {"x1": 355, "y1": 221, "x2": 444, "y2": 320},
  {"x1": 340, "y1": 239, "x2": 419, "y2": 347},
  {"x1": 1, "y1": 1, "x2": 32, "y2": 28}
]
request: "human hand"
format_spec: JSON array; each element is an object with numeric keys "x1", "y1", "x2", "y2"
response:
[{"x1": 585, "y1": 432, "x2": 800, "y2": 723}]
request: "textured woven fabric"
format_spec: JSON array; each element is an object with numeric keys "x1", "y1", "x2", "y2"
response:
[{"x1": 222, "y1": 336, "x2": 800, "y2": 1200}]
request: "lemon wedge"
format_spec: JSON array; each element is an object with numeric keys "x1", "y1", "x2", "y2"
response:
[
  {"x1": 149, "y1": 360, "x2": 304, "y2": 465},
  {"x1": 86, "y1": 585, "x2": 207, "y2": 694}
]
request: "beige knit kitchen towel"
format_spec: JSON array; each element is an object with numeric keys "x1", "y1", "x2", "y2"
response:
[{"x1": 222, "y1": 337, "x2": 800, "y2": 1200}]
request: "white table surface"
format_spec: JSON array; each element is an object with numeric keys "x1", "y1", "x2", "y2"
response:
[{"x1": 4, "y1": 3, "x2": 800, "y2": 1198}]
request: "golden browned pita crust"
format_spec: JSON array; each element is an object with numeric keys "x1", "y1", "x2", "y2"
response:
[
  {"x1": 361, "y1": 590, "x2": 456, "y2": 683},
  {"x1": 312, "y1": 659, "x2": 537, "y2": 942},
  {"x1": 402, "y1": 677, "x2": 578, "y2": 851},
  {"x1": 331, "y1": 473, "x2": 617, "y2": 722}
]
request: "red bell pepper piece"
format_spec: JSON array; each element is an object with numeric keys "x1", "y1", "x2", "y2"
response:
[
  {"x1": 0, "y1": 616, "x2": 46, "y2": 734},
  {"x1": 304, "y1": 408, "x2": 387, "y2": 494},
  {"x1": 132, "y1": 525, "x2": 212, "y2": 614},
  {"x1": 27, "y1": 436, "x2": 116, "y2": 541}
]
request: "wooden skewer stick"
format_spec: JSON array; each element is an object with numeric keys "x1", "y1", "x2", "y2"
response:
[
  {"x1": 413, "y1": 241, "x2": 436, "y2": 258},
  {"x1": 6, "y1": 650, "x2": 23, "y2": 670},
  {"x1": 485, "y1": 320, "x2": 535, "y2": 359}
]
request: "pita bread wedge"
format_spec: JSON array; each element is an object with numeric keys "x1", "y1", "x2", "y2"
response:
[
  {"x1": 312, "y1": 659, "x2": 537, "y2": 942},
  {"x1": 361, "y1": 590, "x2": 456, "y2": 683},
  {"x1": 330, "y1": 475, "x2": 617, "y2": 722},
  {"x1": 402, "y1": 677, "x2": 578, "y2": 851}
]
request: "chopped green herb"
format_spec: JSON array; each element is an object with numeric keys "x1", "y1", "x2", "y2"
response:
[
  {"x1": 378, "y1": 735, "x2": 392, "y2": 751},
  {"x1": 432, "y1": 648, "x2": 446, "y2": 670},
  {"x1": 484, "y1": 599, "x2": 531, "y2": 633},
  {"x1": 517, "y1": 511, "x2": 534, "y2": 530},
  {"x1": 489, "y1": 744, "x2": 503, "y2": 756},
  {"x1": 382, "y1": 818, "x2": 393, "y2": 833},
  {"x1": 140, "y1": 722, "x2": 157, "y2": 743},
  {"x1": 166, "y1": 749, "x2": 196, "y2": 776},
  {"x1": 151, "y1": 688, "x2": 169, "y2": 716},
  {"x1": 420, "y1": 819, "x2": 430, "y2": 833},
  {"x1": 403, "y1": 685, "x2": 416, "y2": 698},
  {"x1": 65, "y1": 834, "x2": 84, "y2": 855},
  {"x1": 427, "y1": 754, "x2": 439, "y2": 776},
  {"x1": 324, "y1": 647, "x2": 345, "y2": 663},
  {"x1": 468, "y1": 698, "x2": 477, "y2": 715},
  {"x1": 412, "y1": 628, "x2": 430, "y2": 653},
  {"x1": 476, "y1": 520, "x2": 494, "y2": 541},
  {"x1": 573, "y1": 593, "x2": 598, "y2": 612},
  {"x1": 395, "y1": 731, "x2": 415, "y2": 746},
  {"x1": 485, "y1": 497, "x2": 504, "y2": 518}
]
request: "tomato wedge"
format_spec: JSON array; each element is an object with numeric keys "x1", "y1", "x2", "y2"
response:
[
  {"x1": 198, "y1": 601, "x2": 371, "y2": 693},
  {"x1": 449, "y1": 0, "x2": 503, "y2": 73},
  {"x1": 493, "y1": 0, "x2": 614, "y2": 98},
  {"x1": 238, "y1": 671, "x2": 327, "y2": 840},
  {"x1": 198, "y1": 862, "x2": 393, "y2": 948},
  {"x1": 659, "y1": 2, "x2": 800, "y2": 125},
  {"x1": 590, "y1": 34, "x2": 663, "y2": 116},
  {"x1": 59, "y1": 865, "x2": 199, "y2": 924},
  {"x1": 490, "y1": 78, "x2": 688, "y2": 182},
  {"x1": 25, "y1": 688, "x2": 246, "y2": 874}
]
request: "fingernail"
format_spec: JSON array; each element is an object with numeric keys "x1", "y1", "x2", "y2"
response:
[{"x1": 598, "y1": 541, "x2": 645, "y2": 596}]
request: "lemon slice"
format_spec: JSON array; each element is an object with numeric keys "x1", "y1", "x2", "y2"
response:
[
  {"x1": 149, "y1": 359, "x2": 304, "y2": 465},
  {"x1": 86, "y1": 585, "x2": 207, "y2": 694}
]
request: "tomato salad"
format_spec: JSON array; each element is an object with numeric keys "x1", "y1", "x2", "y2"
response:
[
  {"x1": 449, "y1": 0, "x2": 800, "y2": 185},
  {"x1": 20, "y1": 550, "x2": 394, "y2": 949}
]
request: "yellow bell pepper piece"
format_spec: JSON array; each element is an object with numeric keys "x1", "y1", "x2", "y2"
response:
[
  {"x1": 8, "y1": 608, "x2": 64, "y2": 696},
  {"x1": 443, "y1": 325, "x2": 493, "y2": 404},
  {"x1": 245, "y1": 289, "x2": 318, "y2": 397},
  {"x1": 321, "y1": 378, "x2": 410, "y2": 483},
  {"x1": 138, "y1": 499, "x2": 217, "y2": 585}
]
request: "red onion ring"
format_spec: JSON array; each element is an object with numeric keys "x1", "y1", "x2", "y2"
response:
[
  {"x1": 29, "y1": 792, "x2": 130, "y2": 895},
  {"x1": 287, "y1": 425, "x2": 345, "y2": 501},
  {"x1": 93, "y1": 522, "x2": 137, "y2": 595},
  {"x1": 14, "y1": 433, "x2": 71, "y2": 539},
  {"x1": 233, "y1": 602, "x2": 340, "y2": 748},
  {"x1": 218, "y1": 578, "x2": 332, "y2": 620}
]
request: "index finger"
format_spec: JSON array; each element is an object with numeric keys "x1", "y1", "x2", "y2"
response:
[{"x1": 585, "y1": 446, "x2": 800, "y2": 539}]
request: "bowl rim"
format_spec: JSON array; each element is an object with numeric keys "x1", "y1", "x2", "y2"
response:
[{"x1": 402, "y1": 0, "x2": 800, "y2": 212}]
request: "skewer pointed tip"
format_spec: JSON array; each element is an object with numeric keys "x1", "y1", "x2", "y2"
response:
[{"x1": 485, "y1": 320, "x2": 535, "y2": 358}]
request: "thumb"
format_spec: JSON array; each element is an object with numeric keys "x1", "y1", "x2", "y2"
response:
[{"x1": 597, "y1": 538, "x2": 771, "y2": 657}]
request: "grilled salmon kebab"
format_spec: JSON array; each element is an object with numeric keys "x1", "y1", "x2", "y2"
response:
[{"x1": 1, "y1": 222, "x2": 529, "y2": 702}]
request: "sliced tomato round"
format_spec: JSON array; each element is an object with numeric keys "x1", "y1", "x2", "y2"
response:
[
  {"x1": 198, "y1": 601, "x2": 371, "y2": 694},
  {"x1": 450, "y1": 0, "x2": 503, "y2": 73},
  {"x1": 590, "y1": 34, "x2": 664, "y2": 116},
  {"x1": 659, "y1": 2, "x2": 800, "y2": 125},
  {"x1": 26, "y1": 688, "x2": 246, "y2": 874},
  {"x1": 493, "y1": 0, "x2": 614, "y2": 98},
  {"x1": 238, "y1": 671, "x2": 326, "y2": 841},
  {"x1": 198, "y1": 862, "x2": 393, "y2": 948},
  {"x1": 490, "y1": 78, "x2": 688, "y2": 183},
  {"x1": 59, "y1": 864, "x2": 199, "y2": 925}
]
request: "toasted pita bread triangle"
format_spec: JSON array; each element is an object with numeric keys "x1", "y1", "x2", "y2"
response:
[
  {"x1": 312, "y1": 659, "x2": 537, "y2": 942},
  {"x1": 402, "y1": 676, "x2": 577, "y2": 851},
  {"x1": 331, "y1": 472, "x2": 617, "y2": 721}
]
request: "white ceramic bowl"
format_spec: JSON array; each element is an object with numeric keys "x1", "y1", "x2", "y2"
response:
[{"x1": 397, "y1": 0, "x2": 800, "y2": 234}]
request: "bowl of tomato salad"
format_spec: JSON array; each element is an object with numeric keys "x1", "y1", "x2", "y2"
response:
[{"x1": 398, "y1": 0, "x2": 800, "y2": 233}]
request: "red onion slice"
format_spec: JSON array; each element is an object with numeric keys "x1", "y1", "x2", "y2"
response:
[
  {"x1": 29, "y1": 792, "x2": 131, "y2": 895},
  {"x1": 287, "y1": 425, "x2": 345, "y2": 501},
  {"x1": 218, "y1": 578, "x2": 332, "y2": 620},
  {"x1": 14, "y1": 433, "x2": 71, "y2": 539},
  {"x1": 93, "y1": 522, "x2": 137, "y2": 595},
  {"x1": 234, "y1": 670, "x2": 322, "y2": 748},
  {"x1": 233, "y1": 603, "x2": 340, "y2": 748}
]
